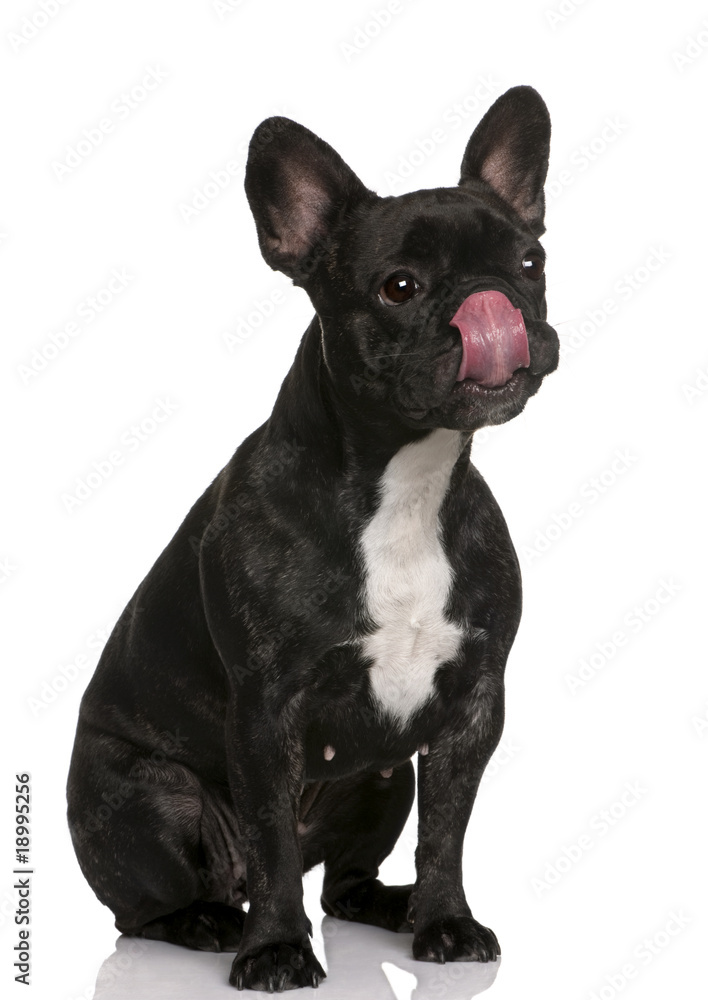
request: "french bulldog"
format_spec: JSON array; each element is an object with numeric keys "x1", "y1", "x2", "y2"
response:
[{"x1": 67, "y1": 85, "x2": 559, "y2": 992}]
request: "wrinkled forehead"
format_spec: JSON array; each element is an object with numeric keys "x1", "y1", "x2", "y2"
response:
[{"x1": 346, "y1": 187, "x2": 522, "y2": 276}]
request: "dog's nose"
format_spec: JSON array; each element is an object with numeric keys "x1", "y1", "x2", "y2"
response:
[{"x1": 450, "y1": 290, "x2": 529, "y2": 387}]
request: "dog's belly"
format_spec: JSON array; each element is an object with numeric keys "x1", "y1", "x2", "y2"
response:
[
  {"x1": 359, "y1": 428, "x2": 465, "y2": 728},
  {"x1": 302, "y1": 716, "x2": 418, "y2": 780}
]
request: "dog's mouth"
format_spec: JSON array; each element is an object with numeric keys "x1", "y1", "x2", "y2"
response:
[
  {"x1": 393, "y1": 292, "x2": 558, "y2": 427},
  {"x1": 450, "y1": 290, "x2": 530, "y2": 388},
  {"x1": 450, "y1": 366, "x2": 529, "y2": 398}
]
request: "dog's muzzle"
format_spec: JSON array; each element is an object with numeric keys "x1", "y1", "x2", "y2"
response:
[{"x1": 450, "y1": 290, "x2": 530, "y2": 388}]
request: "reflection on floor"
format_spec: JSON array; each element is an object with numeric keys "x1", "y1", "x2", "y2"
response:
[{"x1": 92, "y1": 916, "x2": 500, "y2": 999}]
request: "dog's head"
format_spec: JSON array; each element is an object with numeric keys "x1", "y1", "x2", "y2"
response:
[{"x1": 245, "y1": 86, "x2": 559, "y2": 433}]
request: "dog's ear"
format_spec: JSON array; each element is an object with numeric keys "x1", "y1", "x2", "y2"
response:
[
  {"x1": 245, "y1": 117, "x2": 372, "y2": 283},
  {"x1": 459, "y1": 86, "x2": 551, "y2": 236}
]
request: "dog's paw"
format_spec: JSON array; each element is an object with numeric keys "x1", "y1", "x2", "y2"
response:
[
  {"x1": 229, "y1": 942, "x2": 326, "y2": 991},
  {"x1": 322, "y1": 878, "x2": 414, "y2": 933},
  {"x1": 413, "y1": 915, "x2": 500, "y2": 963}
]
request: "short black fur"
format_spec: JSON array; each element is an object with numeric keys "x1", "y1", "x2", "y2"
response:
[{"x1": 67, "y1": 86, "x2": 559, "y2": 992}]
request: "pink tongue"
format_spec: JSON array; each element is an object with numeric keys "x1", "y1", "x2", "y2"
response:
[{"x1": 450, "y1": 290, "x2": 530, "y2": 387}]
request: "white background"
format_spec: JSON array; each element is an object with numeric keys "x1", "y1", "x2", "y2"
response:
[{"x1": 1, "y1": 1, "x2": 707, "y2": 998}]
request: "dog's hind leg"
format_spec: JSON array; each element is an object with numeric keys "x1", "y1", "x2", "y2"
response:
[
  {"x1": 131, "y1": 900, "x2": 246, "y2": 952},
  {"x1": 67, "y1": 730, "x2": 247, "y2": 952},
  {"x1": 300, "y1": 762, "x2": 416, "y2": 932}
]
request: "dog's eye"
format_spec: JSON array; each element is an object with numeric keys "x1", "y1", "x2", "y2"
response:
[
  {"x1": 521, "y1": 251, "x2": 545, "y2": 281},
  {"x1": 379, "y1": 273, "x2": 419, "y2": 305}
]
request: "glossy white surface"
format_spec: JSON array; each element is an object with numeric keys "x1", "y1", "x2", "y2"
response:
[{"x1": 92, "y1": 921, "x2": 499, "y2": 1000}]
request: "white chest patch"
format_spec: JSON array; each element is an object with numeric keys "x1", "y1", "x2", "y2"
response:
[{"x1": 360, "y1": 428, "x2": 465, "y2": 727}]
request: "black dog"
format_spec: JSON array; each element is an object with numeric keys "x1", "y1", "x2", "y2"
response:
[{"x1": 67, "y1": 86, "x2": 559, "y2": 992}]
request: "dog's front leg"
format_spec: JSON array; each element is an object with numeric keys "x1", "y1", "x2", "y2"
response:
[
  {"x1": 225, "y1": 693, "x2": 326, "y2": 991},
  {"x1": 411, "y1": 671, "x2": 504, "y2": 964}
]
